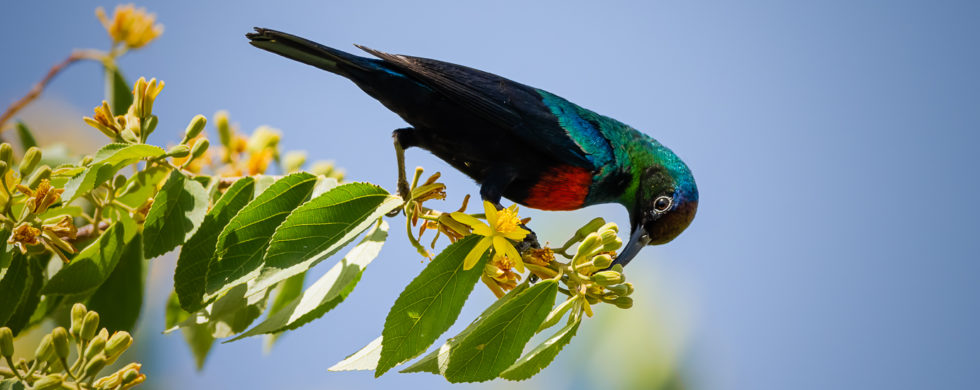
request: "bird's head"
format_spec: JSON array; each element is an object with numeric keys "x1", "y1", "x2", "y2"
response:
[{"x1": 615, "y1": 153, "x2": 698, "y2": 267}]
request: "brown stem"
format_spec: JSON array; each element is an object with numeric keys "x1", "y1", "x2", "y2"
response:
[
  {"x1": 72, "y1": 221, "x2": 110, "y2": 242},
  {"x1": 0, "y1": 49, "x2": 105, "y2": 132}
]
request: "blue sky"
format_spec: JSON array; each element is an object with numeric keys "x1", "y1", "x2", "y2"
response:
[{"x1": 2, "y1": 1, "x2": 979, "y2": 389}]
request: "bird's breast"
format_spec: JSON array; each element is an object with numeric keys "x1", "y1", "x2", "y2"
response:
[{"x1": 521, "y1": 166, "x2": 592, "y2": 211}]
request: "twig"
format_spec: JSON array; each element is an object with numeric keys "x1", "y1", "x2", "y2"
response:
[
  {"x1": 0, "y1": 49, "x2": 105, "y2": 132},
  {"x1": 72, "y1": 221, "x2": 110, "y2": 242}
]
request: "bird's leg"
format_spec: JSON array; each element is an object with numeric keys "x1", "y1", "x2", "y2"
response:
[{"x1": 391, "y1": 128, "x2": 417, "y2": 200}]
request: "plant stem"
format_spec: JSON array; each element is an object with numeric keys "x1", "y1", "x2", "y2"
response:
[
  {"x1": 0, "y1": 49, "x2": 105, "y2": 132},
  {"x1": 2, "y1": 356, "x2": 28, "y2": 383}
]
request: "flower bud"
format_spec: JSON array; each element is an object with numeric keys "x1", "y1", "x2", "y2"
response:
[
  {"x1": 167, "y1": 144, "x2": 190, "y2": 158},
  {"x1": 33, "y1": 374, "x2": 65, "y2": 390},
  {"x1": 605, "y1": 283, "x2": 634, "y2": 297},
  {"x1": 602, "y1": 237, "x2": 623, "y2": 253},
  {"x1": 80, "y1": 155, "x2": 94, "y2": 167},
  {"x1": 591, "y1": 254, "x2": 613, "y2": 269},
  {"x1": 611, "y1": 264, "x2": 624, "y2": 273},
  {"x1": 190, "y1": 138, "x2": 209, "y2": 160},
  {"x1": 27, "y1": 166, "x2": 52, "y2": 189},
  {"x1": 599, "y1": 222, "x2": 619, "y2": 234},
  {"x1": 215, "y1": 110, "x2": 232, "y2": 147},
  {"x1": 83, "y1": 354, "x2": 107, "y2": 379},
  {"x1": 612, "y1": 296, "x2": 634, "y2": 309},
  {"x1": 0, "y1": 327, "x2": 13, "y2": 358},
  {"x1": 51, "y1": 327, "x2": 70, "y2": 360},
  {"x1": 70, "y1": 303, "x2": 87, "y2": 338},
  {"x1": 121, "y1": 368, "x2": 142, "y2": 384},
  {"x1": 181, "y1": 115, "x2": 207, "y2": 144},
  {"x1": 591, "y1": 270, "x2": 624, "y2": 286},
  {"x1": 0, "y1": 161, "x2": 8, "y2": 177},
  {"x1": 599, "y1": 227, "x2": 618, "y2": 244},
  {"x1": 283, "y1": 151, "x2": 307, "y2": 173},
  {"x1": 35, "y1": 334, "x2": 54, "y2": 361},
  {"x1": 85, "y1": 331, "x2": 107, "y2": 361},
  {"x1": 0, "y1": 144, "x2": 12, "y2": 168},
  {"x1": 81, "y1": 311, "x2": 100, "y2": 341},
  {"x1": 575, "y1": 233, "x2": 602, "y2": 261},
  {"x1": 106, "y1": 331, "x2": 133, "y2": 360},
  {"x1": 19, "y1": 146, "x2": 41, "y2": 176}
]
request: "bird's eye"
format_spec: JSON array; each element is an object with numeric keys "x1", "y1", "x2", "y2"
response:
[{"x1": 654, "y1": 196, "x2": 672, "y2": 212}]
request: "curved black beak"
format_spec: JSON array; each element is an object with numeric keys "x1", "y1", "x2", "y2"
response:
[{"x1": 611, "y1": 222, "x2": 651, "y2": 268}]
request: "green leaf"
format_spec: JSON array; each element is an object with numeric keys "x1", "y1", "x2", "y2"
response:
[
  {"x1": 400, "y1": 282, "x2": 530, "y2": 375},
  {"x1": 249, "y1": 182, "x2": 401, "y2": 296},
  {"x1": 87, "y1": 233, "x2": 144, "y2": 333},
  {"x1": 328, "y1": 336, "x2": 383, "y2": 372},
  {"x1": 63, "y1": 143, "x2": 166, "y2": 201},
  {"x1": 41, "y1": 217, "x2": 137, "y2": 295},
  {"x1": 115, "y1": 165, "x2": 169, "y2": 209},
  {"x1": 166, "y1": 292, "x2": 214, "y2": 370},
  {"x1": 0, "y1": 378, "x2": 26, "y2": 390},
  {"x1": 142, "y1": 170, "x2": 209, "y2": 259},
  {"x1": 3, "y1": 256, "x2": 44, "y2": 335},
  {"x1": 375, "y1": 235, "x2": 491, "y2": 377},
  {"x1": 499, "y1": 315, "x2": 581, "y2": 381},
  {"x1": 172, "y1": 284, "x2": 269, "y2": 339},
  {"x1": 0, "y1": 250, "x2": 29, "y2": 324},
  {"x1": 15, "y1": 121, "x2": 38, "y2": 151},
  {"x1": 261, "y1": 272, "x2": 305, "y2": 351},
  {"x1": 174, "y1": 177, "x2": 255, "y2": 312},
  {"x1": 205, "y1": 173, "x2": 317, "y2": 299},
  {"x1": 105, "y1": 65, "x2": 133, "y2": 115},
  {"x1": 443, "y1": 280, "x2": 558, "y2": 383},
  {"x1": 229, "y1": 220, "x2": 389, "y2": 342}
]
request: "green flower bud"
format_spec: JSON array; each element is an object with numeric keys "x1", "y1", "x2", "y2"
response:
[
  {"x1": 591, "y1": 270, "x2": 624, "y2": 286},
  {"x1": 83, "y1": 354, "x2": 107, "y2": 379},
  {"x1": 0, "y1": 327, "x2": 13, "y2": 358},
  {"x1": 215, "y1": 110, "x2": 232, "y2": 147},
  {"x1": 85, "y1": 332, "x2": 107, "y2": 361},
  {"x1": 167, "y1": 144, "x2": 190, "y2": 158},
  {"x1": 121, "y1": 368, "x2": 141, "y2": 384},
  {"x1": 605, "y1": 283, "x2": 633, "y2": 297},
  {"x1": 0, "y1": 143, "x2": 12, "y2": 166},
  {"x1": 190, "y1": 138, "x2": 209, "y2": 160},
  {"x1": 105, "y1": 331, "x2": 132, "y2": 360},
  {"x1": 591, "y1": 254, "x2": 613, "y2": 269},
  {"x1": 575, "y1": 233, "x2": 602, "y2": 261},
  {"x1": 611, "y1": 264, "x2": 624, "y2": 273},
  {"x1": 599, "y1": 228, "x2": 618, "y2": 244},
  {"x1": 181, "y1": 115, "x2": 207, "y2": 144},
  {"x1": 27, "y1": 165, "x2": 52, "y2": 189},
  {"x1": 80, "y1": 155, "x2": 94, "y2": 167},
  {"x1": 19, "y1": 146, "x2": 41, "y2": 176},
  {"x1": 33, "y1": 374, "x2": 65, "y2": 390},
  {"x1": 81, "y1": 311, "x2": 100, "y2": 341},
  {"x1": 612, "y1": 296, "x2": 634, "y2": 309},
  {"x1": 599, "y1": 222, "x2": 619, "y2": 234},
  {"x1": 51, "y1": 327, "x2": 70, "y2": 360},
  {"x1": 602, "y1": 237, "x2": 623, "y2": 253},
  {"x1": 283, "y1": 151, "x2": 307, "y2": 173},
  {"x1": 35, "y1": 334, "x2": 54, "y2": 361},
  {"x1": 0, "y1": 161, "x2": 8, "y2": 176},
  {"x1": 70, "y1": 303, "x2": 87, "y2": 338}
]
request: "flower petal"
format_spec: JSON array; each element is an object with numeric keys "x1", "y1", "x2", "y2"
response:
[
  {"x1": 450, "y1": 212, "x2": 492, "y2": 236},
  {"x1": 493, "y1": 236, "x2": 524, "y2": 273},
  {"x1": 502, "y1": 227, "x2": 530, "y2": 241},
  {"x1": 463, "y1": 236, "x2": 493, "y2": 270},
  {"x1": 483, "y1": 201, "x2": 498, "y2": 228}
]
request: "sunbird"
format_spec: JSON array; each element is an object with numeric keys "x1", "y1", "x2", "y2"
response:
[{"x1": 246, "y1": 28, "x2": 697, "y2": 267}]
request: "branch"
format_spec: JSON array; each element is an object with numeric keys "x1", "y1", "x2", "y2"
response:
[
  {"x1": 0, "y1": 49, "x2": 105, "y2": 132},
  {"x1": 72, "y1": 221, "x2": 111, "y2": 242}
]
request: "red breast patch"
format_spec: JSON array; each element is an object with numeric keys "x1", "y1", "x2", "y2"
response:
[{"x1": 523, "y1": 166, "x2": 592, "y2": 210}]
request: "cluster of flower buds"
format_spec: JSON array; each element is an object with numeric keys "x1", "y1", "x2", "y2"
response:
[
  {"x1": 0, "y1": 304, "x2": 143, "y2": 389},
  {"x1": 83, "y1": 77, "x2": 163, "y2": 144}
]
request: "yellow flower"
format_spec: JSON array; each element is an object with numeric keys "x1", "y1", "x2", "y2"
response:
[
  {"x1": 451, "y1": 201, "x2": 529, "y2": 272},
  {"x1": 96, "y1": 4, "x2": 164, "y2": 49},
  {"x1": 9, "y1": 223, "x2": 40, "y2": 254},
  {"x1": 83, "y1": 101, "x2": 123, "y2": 138},
  {"x1": 18, "y1": 179, "x2": 64, "y2": 215}
]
